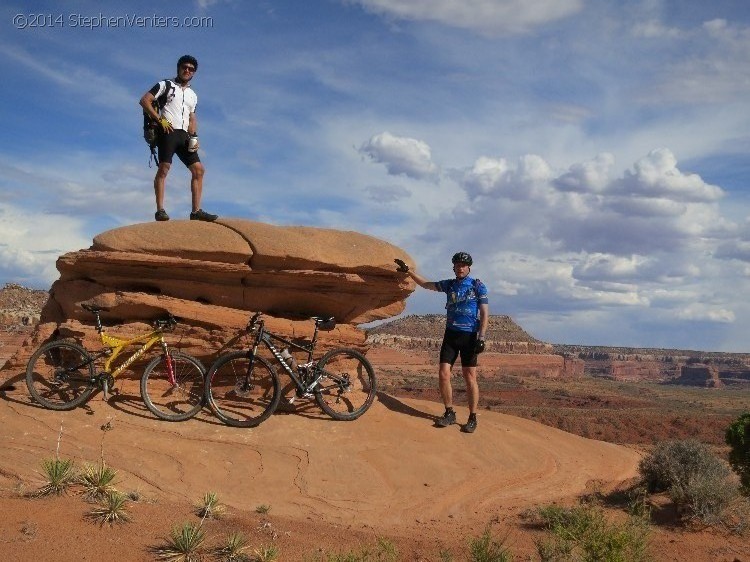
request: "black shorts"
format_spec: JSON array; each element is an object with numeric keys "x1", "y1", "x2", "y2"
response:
[
  {"x1": 158, "y1": 130, "x2": 200, "y2": 167},
  {"x1": 439, "y1": 329, "x2": 478, "y2": 367}
]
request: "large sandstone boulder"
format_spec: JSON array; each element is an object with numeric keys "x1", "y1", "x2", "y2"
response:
[
  {"x1": 57, "y1": 219, "x2": 414, "y2": 324},
  {"x1": 1, "y1": 220, "x2": 414, "y2": 377}
]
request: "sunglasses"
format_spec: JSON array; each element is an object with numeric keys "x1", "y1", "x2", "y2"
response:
[{"x1": 181, "y1": 65, "x2": 196, "y2": 73}]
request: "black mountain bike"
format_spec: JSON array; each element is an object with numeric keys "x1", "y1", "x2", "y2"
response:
[{"x1": 205, "y1": 312, "x2": 376, "y2": 427}]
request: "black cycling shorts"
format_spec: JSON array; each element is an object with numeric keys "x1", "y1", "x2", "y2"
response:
[
  {"x1": 439, "y1": 329, "x2": 478, "y2": 367},
  {"x1": 158, "y1": 129, "x2": 200, "y2": 167}
]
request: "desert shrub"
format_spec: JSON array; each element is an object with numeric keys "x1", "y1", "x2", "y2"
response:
[
  {"x1": 534, "y1": 503, "x2": 650, "y2": 562},
  {"x1": 468, "y1": 526, "x2": 513, "y2": 562},
  {"x1": 639, "y1": 439, "x2": 728, "y2": 493},
  {"x1": 726, "y1": 413, "x2": 750, "y2": 494},
  {"x1": 638, "y1": 439, "x2": 739, "y2": 525}
]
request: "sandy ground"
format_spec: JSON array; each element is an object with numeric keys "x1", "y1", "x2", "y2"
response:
[
  {"x1": 0, "y1": 367, "x2": 642, "y2": 560},
  {"x1": 1, "y1": 345, "x2": 748, "y2": 560}
]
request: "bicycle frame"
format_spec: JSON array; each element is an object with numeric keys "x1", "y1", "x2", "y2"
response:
[
  {"x1": 248, "y1": 318, "x2": 322, "y2": 394},
  {"x1": 98, "y1": 329, "x2": 172, "y2": 381},
  {"x1": 82, "y1": 307, "x2": 177, "y2": 389}
]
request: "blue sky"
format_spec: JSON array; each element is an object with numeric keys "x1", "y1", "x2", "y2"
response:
[{"x1": 2, "y1": 0, "x2": 750, "y2": 351}]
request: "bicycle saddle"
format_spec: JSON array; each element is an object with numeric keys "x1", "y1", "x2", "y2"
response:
[{"x1": 313, "y1": 316, "x2": 336, "y2": 331}]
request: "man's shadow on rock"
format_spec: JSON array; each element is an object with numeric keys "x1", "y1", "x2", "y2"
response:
[{"x1": 376, "y1": 391, "x2": 437, "y2": 422}]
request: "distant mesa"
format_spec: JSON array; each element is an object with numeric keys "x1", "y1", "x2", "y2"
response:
[
  {"x1": 368, "y1": 313, "x2": 550, "y2": 353},
  {"x1": 367, "y1": 314, "x2": 586, "y2": 378}
]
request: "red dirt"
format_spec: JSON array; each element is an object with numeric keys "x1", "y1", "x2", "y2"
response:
[{"x1": 1, "y1": 343, "x2": 748, "y2": 560}]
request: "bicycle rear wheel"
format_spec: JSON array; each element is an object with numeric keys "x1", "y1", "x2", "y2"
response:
[
  {"x1": 141, "y1": 352, "x2": 206, "y2": 422},
  {"x1": 314, "y1": 348, "x2": 376, "y2": 421},
  {"x1": 205, "y1": 351, "x2": 280, "y2": 428},
  {"x1": 26, "y1": 340, "x2": 96, "y2": 410}
]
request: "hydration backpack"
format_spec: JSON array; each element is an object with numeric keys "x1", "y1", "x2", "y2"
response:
[{"x1": 142, "y1": 79, "x2": 176, "y2": 166}]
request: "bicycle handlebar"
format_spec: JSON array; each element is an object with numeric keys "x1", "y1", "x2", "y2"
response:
[
  {"x1": 153, "y1": 315, "x2": 178, "y2": 332},
  {"x1": 246, "y1": 312, "x2": 262, "y2": 331}
]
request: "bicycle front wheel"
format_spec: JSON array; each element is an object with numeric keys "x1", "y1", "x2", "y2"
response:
[
  {"x1": 205, "y1": 351, "x2": 280, "y2": 428},
  {"x1": 26, "y1": 340, "x2": 96, "y2": 410},
  {"x1": 141, "y1": 352, "x2": 206, "y2": 422},
  {"x1": 314, "y1": 348, "x2": 376, "y2": 421}
]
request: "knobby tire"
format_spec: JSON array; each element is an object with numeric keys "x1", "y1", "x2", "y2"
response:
[
  {"x1": 141, "y1": 352, "x2": 206, "y2": 422},
  {"x1": 314, "y1": 348, "x2": 376, "y2": 421},
  {"x1": 25, "y1": 340, "x2": 96, "y2": 410},
  {"x1": 205, "y1": 351, "x2": 281, "y2": 428}
]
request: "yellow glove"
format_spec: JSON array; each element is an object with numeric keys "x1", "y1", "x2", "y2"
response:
[{"x1": 158, "y1": 117, "x2": 172, "y2": 132}]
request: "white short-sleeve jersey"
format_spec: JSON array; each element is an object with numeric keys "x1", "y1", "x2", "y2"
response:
[{"x1": 150, "y1": 80, "x2": 197, "y2": 131}]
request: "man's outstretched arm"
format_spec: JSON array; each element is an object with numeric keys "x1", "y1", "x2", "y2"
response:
[{"x1": 394, "y1": 259, "x2": 439, "y2": 291}]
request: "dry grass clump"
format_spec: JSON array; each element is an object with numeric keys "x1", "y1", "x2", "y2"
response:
[{"x1": 532, "y1": 502, "x2": 650, "y2": 562}]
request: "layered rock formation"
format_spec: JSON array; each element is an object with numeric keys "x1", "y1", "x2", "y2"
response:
[
  {"x1": 671, "y1": 364, "x2": 723, "y2": 388},
  {"x1": 1, "y1": 220, "x2": 415, "y2": 375}
]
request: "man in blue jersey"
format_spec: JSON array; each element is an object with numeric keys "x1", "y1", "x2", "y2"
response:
[{"x1": 395, "y1": 252, "x2": 489, "y2": 433}]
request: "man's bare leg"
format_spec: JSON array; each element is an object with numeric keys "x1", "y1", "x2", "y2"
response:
[
  {"x1": 189, "y1": 162, "x2": 205, "y2": 212},
  {"x1": 438, "y1": 362, "x2": 453, "y2": 408},
  {"x1": 462, "y1": 366, "x2": 478, "y2": 414},
  {"x1": 154, "y1": 162, "x2": 171, "y2": 211}
]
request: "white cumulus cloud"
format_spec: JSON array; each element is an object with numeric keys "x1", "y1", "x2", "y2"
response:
[
  {"x1": 359, "y1": 132, "x2": 439, "y2": 180},
  {"x1": 611, "y1": 148, "x2": 723, "y2": 203}
]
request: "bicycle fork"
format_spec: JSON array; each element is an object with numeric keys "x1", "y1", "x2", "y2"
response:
[{"x1": 162, "y1": 341, "x2": 176, "y2": 386}]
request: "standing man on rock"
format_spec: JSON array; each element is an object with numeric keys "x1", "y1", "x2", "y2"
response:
[
  {"x1": 139, "y1": 55, "x2": 217, "y2": 222},
  {"x1": 395, "y1": 252, "x2": 489, "y2": 433}
]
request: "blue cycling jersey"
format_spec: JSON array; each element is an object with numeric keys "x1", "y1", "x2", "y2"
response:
[{"x1": 436, "y1": 276, "x2": 489, "y2": 332}]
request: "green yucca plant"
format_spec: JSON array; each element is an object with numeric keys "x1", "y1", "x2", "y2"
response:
[
  {"x1": 215, "y1": 531, "x2": 251, "y2": 561},
  {"x1": 33, "y1": 457, "x2": 76, "y2": 497},
  {"x1": 196, "y1": 491, "x2": 226, "y2": 519},
  {"x1": 154, "y1": 522, "x2": 206, "y2": 562},
  {"x1": 255, "y1": 504, "x2": 271, "y2": 514},
  {"x1": 88, "y1": 490, "x2": 131, "y2": 526},
  {"x1": 78, "y1": 461, "x2": 118, "y2": 500}
]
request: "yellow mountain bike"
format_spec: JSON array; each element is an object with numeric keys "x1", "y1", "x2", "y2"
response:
[{"x1": 25, "y1": 304, "x2": 206, "y2": 422}]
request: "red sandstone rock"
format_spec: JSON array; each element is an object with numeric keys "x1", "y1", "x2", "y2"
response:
[{"x1": 0, "y1": 220, "x2": 415, "y2": 375}]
